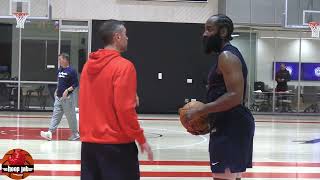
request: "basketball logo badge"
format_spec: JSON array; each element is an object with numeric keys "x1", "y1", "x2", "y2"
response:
[{"x1": 1, "y1": 149, "x2": 34, "y2": 179}]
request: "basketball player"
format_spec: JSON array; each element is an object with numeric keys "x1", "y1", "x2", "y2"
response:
[
  {"x1": 184, "y1": 14, "x2": 255, "y2": 180},
  {"x1": 40, "y1": 53, "x2": 80, "y2": 141},
  {"x1": 79, "y1": 20, "x2": 153, "y2": 180}
]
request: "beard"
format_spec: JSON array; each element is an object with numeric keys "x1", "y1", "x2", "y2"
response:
[{"x1": 202, "y1": 34, "x2": 223, "y2": 54}]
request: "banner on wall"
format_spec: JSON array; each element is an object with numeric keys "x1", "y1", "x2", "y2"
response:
[{"x1": 273, "y1": 62, "x2": 320, "y2": 81}]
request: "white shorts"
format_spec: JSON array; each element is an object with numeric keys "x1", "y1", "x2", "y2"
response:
[{"x1": 212, "y1": 168, "x2": 242, "y2": 180}]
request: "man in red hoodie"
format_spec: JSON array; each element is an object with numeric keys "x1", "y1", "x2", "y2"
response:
[{"x1": 79, "y1": 20, "x2": 153, "y2": 180}]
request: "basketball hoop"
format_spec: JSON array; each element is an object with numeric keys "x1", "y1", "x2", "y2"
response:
[
  {"x1": 308, "y1": 21, "x2": 320, "y2": 38},
  {"x1": 13, "y1": 12, "x2": 29, "y2": 29}
]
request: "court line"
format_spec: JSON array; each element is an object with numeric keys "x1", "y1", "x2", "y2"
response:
[
  {"x1": 1, "y1": 170, "x2": 320, "y2": 178},
  {"x1": 0, "y1": 115, "x2": 320, "y2": 124},
  {"x1": 1, "y1": 159, "x2": 319, "y2": 167}
]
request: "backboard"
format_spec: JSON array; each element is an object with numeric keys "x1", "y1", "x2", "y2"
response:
[
  {"x1": 285, "y1": 0, "x2": 320, "y2": 28},
  {"x1": 0, "y1": 0, "x2": 50, "y2": 19}
]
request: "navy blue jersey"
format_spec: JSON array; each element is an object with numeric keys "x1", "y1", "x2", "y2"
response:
[
  {"x1": 56, "y1": 67, "x2": 79, "y2": 97},
  {"x1": 207, "y1": 44, "x2": 247, "y2": 103},
  {"x1": 206, "y1": 44, "x2": 255, "y2": 173}
]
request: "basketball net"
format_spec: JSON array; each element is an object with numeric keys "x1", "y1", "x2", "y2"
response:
[
  {"x1": 13, "y1": 12, "x2": 29, "y2": 29},
  {"x1": 308, "y1": 22, "x2": 320, "y2": 38}
]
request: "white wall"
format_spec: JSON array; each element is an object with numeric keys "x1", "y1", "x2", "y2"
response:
[
  {"x1": 225, "y1": 0, "x2": 284, "y2": 25},
  {"x1": 51, "y1": 0, "x2": 218, "y2": 23},
  {"x1": 256, "y1": 31, "x2": 320, "y2": 88}
]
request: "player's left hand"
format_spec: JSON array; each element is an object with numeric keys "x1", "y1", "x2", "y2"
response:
[
  {"x1": 136, "y1": 94, "x2": 140, "y2": 107},
  {"x1": 184, "y1": 108, "x2": 201, "y2": 122},
  {"x1": 62, "y1": 90, "x2": 68, "y2": 100}
]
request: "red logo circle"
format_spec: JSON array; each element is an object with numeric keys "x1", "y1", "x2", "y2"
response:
[{"x1": 1, "y1": 149, "x2": 34, "y2": 179}]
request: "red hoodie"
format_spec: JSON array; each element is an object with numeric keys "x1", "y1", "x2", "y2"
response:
[{"x1": 79, "y1": 49, "x2": 146, "y2": 145}]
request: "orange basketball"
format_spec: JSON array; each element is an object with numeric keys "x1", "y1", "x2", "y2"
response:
[
  {"x1": 179, "y1": 101, "x2": 210, "y2": 135},
  {"x1": 1, "y1": 149, "x2": 34, "y2": 179}
]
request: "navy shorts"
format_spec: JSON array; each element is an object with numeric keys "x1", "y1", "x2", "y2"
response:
[
  {"x1": 209, "y1": 105, "x2": 255, "y2": 173},
  {"x1": 81, "y1": 142, "x2": 140, "y2": 180}
]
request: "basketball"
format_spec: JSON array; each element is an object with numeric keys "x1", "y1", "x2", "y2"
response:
[{"x1": 178, "y1": 101, "x2": 210, "y2": 135}]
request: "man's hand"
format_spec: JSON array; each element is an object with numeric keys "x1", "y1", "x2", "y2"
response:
[
  {"x1": 184, "y1": 108, "x2": 203, "y2": 122},
  {"x1": 62, "y1": 90, "x2": 68, "y2": 99},
  {"x1": 136, "y1": 94, "x2": 140, "y2": 107},
  {"x1": 139, "y1": 142, "x2": 153, "y2": 161}
]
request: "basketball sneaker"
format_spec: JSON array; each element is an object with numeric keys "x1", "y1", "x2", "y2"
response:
[
  {"x1": 40, "y1": 131, "x2": 52, "y2": 141},
  {"x1": 68, "y1": 133, "x2": 80, "y2": 141}
]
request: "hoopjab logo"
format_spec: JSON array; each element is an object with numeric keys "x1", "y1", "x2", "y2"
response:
[{"x1": 1, "y1": 149, "x2": 34, "y2": 179}]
